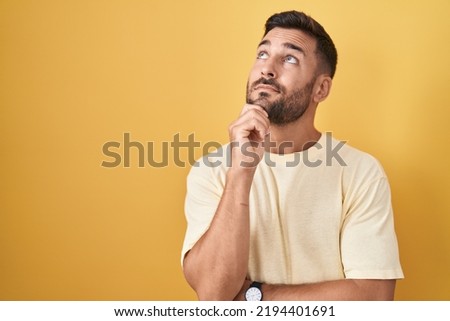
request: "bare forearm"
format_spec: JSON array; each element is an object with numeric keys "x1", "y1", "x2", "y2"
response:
[
  {"x1": 183, "y1": 169, "x2": 254, "y2": 300},
  {"x1": 184, "y1": 104, "x2": 269, "y2": 300},
  {"x1": 263, "y1": 279, "x2": 396, "y2": 301},
  {"x1": 235, "y1": 279, "x2": 396, "y2": 301}
]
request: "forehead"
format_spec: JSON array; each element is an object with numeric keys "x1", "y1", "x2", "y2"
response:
[{"x1": 260, "y1": 27, "x2": 317, "y2": 55}]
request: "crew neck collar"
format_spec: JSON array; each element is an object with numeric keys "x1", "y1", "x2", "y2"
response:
[{"x1": 263, "y1": 132, "x2": 328, "y2": 162}]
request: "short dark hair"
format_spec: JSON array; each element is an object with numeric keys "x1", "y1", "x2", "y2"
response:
[{"x1": 264, "y1": 11, "x2": 338, "y2": 78}]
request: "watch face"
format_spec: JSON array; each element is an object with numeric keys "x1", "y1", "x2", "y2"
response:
[{"x1": 245, "y1": 287, "x2": 262, "y2": 301}]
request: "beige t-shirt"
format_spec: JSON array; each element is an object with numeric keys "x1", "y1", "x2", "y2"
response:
[{"x1": 181, "y1": 133, "x2": 404, "y2": 284}]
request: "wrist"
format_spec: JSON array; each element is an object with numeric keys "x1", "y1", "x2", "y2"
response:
[
  {"x1": 228, "y1": 141, "x2": 264, "y2": 173},
  {"x1": 261, "y1": 283, "x2": 274, "y2": 301},
  {"x1": 245, "y1": 281, "x2": 263, "y2": 301},
  {"x1": 226, "y1": 166, "x2": 257, "y2": 182}
]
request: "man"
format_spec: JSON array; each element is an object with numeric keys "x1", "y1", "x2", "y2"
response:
[{"x1": 181, "y1": 11, "x2": 403, "y2": 301}]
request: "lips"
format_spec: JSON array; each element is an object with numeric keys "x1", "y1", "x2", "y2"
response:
[{"x1": 254, "y1": 84, "x2": 280, "y2": 93}]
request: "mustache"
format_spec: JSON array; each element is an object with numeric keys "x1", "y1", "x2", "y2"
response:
[{"x1": 250, "y1": 78, "x2": 283, "y2": 93}]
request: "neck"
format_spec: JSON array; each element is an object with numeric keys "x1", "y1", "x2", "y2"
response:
[{"x1": 264, "y1": 108, "x2": 321, "y2": 154}]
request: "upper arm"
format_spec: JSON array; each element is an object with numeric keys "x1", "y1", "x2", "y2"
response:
[
  {"x1": 341, "y1": 176, "x2": 403, "y2": 280},
  {"x1": 181, "y1": 162, "x2": 222, "y2": 267}
]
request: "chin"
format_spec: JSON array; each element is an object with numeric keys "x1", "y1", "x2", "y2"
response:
[
  {"x1": 252, "y1": 100, "x2": 270, "y2": 110},
  {"x1": 250, "y1": 95, "x2": 273, "y2": 109}
]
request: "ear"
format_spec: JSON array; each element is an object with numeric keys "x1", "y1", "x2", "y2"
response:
[{"x1": 312, "y1": 75, "x2": 332, "y2": 104}]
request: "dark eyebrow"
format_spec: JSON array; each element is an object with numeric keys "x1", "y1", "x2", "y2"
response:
[
  {"x1": 284, "y1": 43, "x2": 305, "y2": 55},
  {"x1": 257, "y1": 39, "x2": 271, "y2": 48},
  {"x1": 257, "y1": 39, "x2": 306, "y2": 56}
]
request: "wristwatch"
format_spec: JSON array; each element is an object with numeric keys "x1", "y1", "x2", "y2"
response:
[{"x1": 245, "y1": 281, "x2": 263, "y2": 301}]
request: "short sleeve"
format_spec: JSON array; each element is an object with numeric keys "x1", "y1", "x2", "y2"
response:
[
  {"x1": 341, "y1": 177, "x2": 404, "y2": 279},
  {"x1": 181, "y1": 162, "x2": 223, "y2": 266}
]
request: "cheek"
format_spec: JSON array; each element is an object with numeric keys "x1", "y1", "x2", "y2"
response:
[
  {"x1": 280, "y1": 72, "x2": 308, "y2": 92},
  {"x1": 248, "y1": 66, "x2": 260, "y2": 83},
  {"x1": 249, "y1": 59, "x2": 267, "y2": 79},
  {"x1": 276, "y1": 75, "x2": 295, "y2": 93}
]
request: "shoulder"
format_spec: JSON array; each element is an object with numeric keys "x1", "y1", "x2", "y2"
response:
[
  {"x1": 324, "y1": 134, "x2": 387, "y2": 178},
  {"x1": 321, "y1": 134, "x2": 389, "y2": 196}
]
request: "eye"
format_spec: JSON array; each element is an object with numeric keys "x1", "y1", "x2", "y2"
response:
[
  {"x1": 284, "y1": 55, "x2": 298, "y2": 64},
  {"x1": 257, "y1": 51, "x2": 269, "y2": 60}
]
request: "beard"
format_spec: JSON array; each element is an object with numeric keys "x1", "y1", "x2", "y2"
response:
[{"x1": 246, "y1": 77, "x2": 315, "y2": 126}]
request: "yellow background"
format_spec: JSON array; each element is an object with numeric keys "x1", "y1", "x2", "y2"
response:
[{"x1": 1, "y1": 0, "x2": 449, "y2": 300}]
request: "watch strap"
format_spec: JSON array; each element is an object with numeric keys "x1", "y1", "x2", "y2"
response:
[{"x1": 250, "y1": 281, "x2": 262, "y2": 290}]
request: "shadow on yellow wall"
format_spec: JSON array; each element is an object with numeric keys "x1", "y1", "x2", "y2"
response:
[{"x1": 1, "y1": 0, "x2": 449, "y2": 300}]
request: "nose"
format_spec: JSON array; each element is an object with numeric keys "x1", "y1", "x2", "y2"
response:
[{"x1": 261, "y1": 60, "x2": 277, "y2": 78}]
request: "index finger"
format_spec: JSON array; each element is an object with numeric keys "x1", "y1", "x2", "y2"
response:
[{"x1": 240, "y1": 104, "x2": 269, "y2": 118}]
